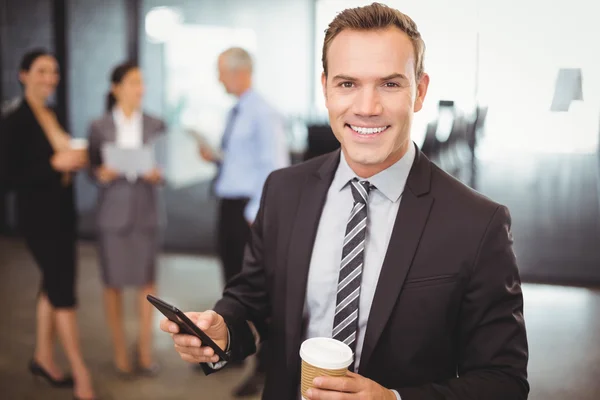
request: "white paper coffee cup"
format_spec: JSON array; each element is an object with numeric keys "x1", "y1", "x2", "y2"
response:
[
  {"x1": 299, "y1": 337, "x2": 353, "y2": 399},
  {"x1": 70, "y1": 138, "x2": 88, "y2": 150}
]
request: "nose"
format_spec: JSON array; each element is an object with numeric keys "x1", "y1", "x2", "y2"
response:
[
  {"x1": 353, "y1": 86, "x2": 383, "y2": 117},
  {"x1": 44, "y1": 72, "x2": 58, "y2": 86}
]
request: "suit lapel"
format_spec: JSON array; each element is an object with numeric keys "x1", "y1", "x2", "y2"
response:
[
  {"x1": 359, "y1": 147, "x2": 435, "y2": 373},
  {"x1": 285, "y1": 151, "x2": 340, "y2": 369},
  {"x1": 142, "y1": 114, "x2": 154, "y2": 145},
  {"x1": 103, "y1": 114, "x2": 117, "y2": 143}
]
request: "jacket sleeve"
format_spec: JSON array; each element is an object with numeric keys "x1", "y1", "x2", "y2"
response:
[
  {"x1": 397, "y1": 206, "x2": 529, "y2": 400},
  {"x1": 200, "y1": 172, "x2": 275, "y2": 374},
  {"x1": 0, "y1": 111, "x2": 60, "y2": 189}
]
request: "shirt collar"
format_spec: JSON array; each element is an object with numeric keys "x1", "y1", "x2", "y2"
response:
[
  {"x1": 332, "y1": 142, "x2": 416, "y2": 203},
  {"x1": 234, "y1": 88, "x2": 256, "y2": 111},
  {"x1": 112, "y1": 107, "x2": 142, "y2": 124}
]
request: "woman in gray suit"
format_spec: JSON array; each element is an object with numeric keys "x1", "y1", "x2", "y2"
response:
[{"x1": 87, "y1": 62, "x2": 165, "y2": 376}]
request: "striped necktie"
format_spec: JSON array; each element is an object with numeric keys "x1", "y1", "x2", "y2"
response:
[{"x1": 332, "y1": 178, "x2": 374, "y2": 370}]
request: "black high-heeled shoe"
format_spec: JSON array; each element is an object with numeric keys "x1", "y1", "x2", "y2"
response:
[{"x1": 29, "y1": 359, "x2": 74, "y2": 388}]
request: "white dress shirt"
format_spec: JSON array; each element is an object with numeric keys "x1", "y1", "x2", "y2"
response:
[
  {"x1": 303, "y1": 143, "x2": 416, "y2": 399},
  {"x1": 113, "y1": 107, "x2": 143, "y2": 149},
  {"x1": 113, "y1": 107, "x2": 143, "y2": 181}
]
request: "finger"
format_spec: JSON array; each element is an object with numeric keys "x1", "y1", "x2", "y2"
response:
[
  {"x1": 179, "y1": 352, "x2": 219, "y2": 364},
  {"x1": 172, "y1": 333, "x2": 202, "y2": 347},
  {"x1": 179, "y1": 349, "x2": 221, "y2": 364},
  {"x1": 159, "y1": 318, "x2": 180, "y2": 334},
  {"x1": 196, "y1": 310, "x2": 218, "y2": 330},
  {"x1": 305, "y1": 387, "x2": 348, "y2": 400},
  {"x1": 313, "y1": 375, "x2": 358, "y2": 393},
  {"x1": 179, "y1": 352, "x2": 201, "y2": 364},
  {"x1": 201, "y1": 346, "x2": 216, "y2": 357},
  {"x1": 174, "y1": 344, "x2": 216, "y2": 358},
  {"x1": 179, "y1": 353, "x2": 214, "y2": 364}
]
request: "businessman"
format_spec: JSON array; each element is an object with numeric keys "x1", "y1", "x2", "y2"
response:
[
  {"x1": 163, "y1": 3, "x2": 529, "y2": 399},
  {"x1": 200, "y1": 46, "x2": 290, "y2": 285}
]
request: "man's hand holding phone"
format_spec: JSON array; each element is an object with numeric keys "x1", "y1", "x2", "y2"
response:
[{"x1": 160, "y1": 310, "x2": 228, "y2": 364}]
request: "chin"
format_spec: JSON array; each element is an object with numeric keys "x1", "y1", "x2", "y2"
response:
[
  {"x1": 345, "y1": 147, "x2": 387, "y2": 166},
  {"x1": 41, "y1": 91, "x2": 55, "y2": 100}
]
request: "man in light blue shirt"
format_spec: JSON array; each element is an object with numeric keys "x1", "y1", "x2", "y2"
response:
[
  {"x1": 200, "y1": 47, "x2": 289, "y2": 283},
  {"x1": 198, "y1": 46, "x2": 289, "y2": 396}
]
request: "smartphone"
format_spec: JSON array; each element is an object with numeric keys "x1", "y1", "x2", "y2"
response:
[{"x1": 147, "y1": 294, "x2": 229, "y2": 362}]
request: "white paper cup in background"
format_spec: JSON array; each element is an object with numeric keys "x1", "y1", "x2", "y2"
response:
[
  {"x1": 70, "y1": 138, "x2": 88, "y2": 150},
  {"x1": 299, "y1": 337, "x2": 353, "y2": 399}
]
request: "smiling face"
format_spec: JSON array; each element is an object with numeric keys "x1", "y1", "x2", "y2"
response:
[
  {"x1": 19, "y1": 54, "x2": 59, "y2": 101},
  {"x1": 322, "y1": 27, "x2": 429, "y2": 177}
]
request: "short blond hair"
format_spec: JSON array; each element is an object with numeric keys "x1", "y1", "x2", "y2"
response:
[
  {"x1": 220, "y1": 47, "x2": 253, "y2": 72},
  {"x1": 322, "y1": 2, "x2": 425, "y2": 79}
]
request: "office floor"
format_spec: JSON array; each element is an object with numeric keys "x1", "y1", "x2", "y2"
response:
[{"x1": 0, "y1": 238, "x2": 599, "y2": 400}]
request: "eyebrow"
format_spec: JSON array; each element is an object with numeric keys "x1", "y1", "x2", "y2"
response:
[
  {"x1": 380, "y1": 73, "x2": 408, "y2": 82},
  {"x1": 331, "y1": 73, "x2": 409, "y2": 82}
]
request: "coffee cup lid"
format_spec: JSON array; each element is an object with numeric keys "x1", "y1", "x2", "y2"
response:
[
  {"x1": 70, "y1": 138, "x2": 88, "y2": 149},
  {"x1": 299, "y1": 337, "x2": 353, "y2": 370}
]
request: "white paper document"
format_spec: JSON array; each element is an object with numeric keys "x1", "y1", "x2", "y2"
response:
[
  {"x1": 185, "y1": 128, "x2": 223, "y2": 162},
  {"x1": 101, "y1": 143, "x2": 155, "y2": 176}
]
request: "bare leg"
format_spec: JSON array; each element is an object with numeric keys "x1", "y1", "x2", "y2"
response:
[
  {"x1": 33, "y1": 293, "x2": 64, "y2": 379},
  {"x1": 54, "y1": 308, "x2": 95, "y2": 399},
  {"x1": 137, "y1": 283, "x2": 156, "y2": 368},
  {"x1": 103, "y1": 287, "x2": 131, "y2": 372}
]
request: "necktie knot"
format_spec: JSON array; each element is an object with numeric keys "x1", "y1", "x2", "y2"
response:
[{"x1": 350, "y1": 178, "x2": 373, "y2": 205}]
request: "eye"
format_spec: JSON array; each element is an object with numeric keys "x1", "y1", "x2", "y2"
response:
[
  {"x1": 384, "y1": 82, "x2": 400, "y2": 88},
  {"x1": 338, "y1": 81, "x2": 355, "y2": 88}
]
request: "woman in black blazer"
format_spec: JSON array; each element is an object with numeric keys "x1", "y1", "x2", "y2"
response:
[{"x1": 0, "y1": 49, "x2": 96, "y2": 400}]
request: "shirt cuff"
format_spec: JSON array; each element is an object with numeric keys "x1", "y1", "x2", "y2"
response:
[
  {"x1": 391, "y1": 389, "x2": 401, "y2": 399},
  {"x1": 206, "y1": 328, "x2": 231, "y2": 370},
  {"x1": 205, "y1": 321, "x2": 260, "y2": 370},
  {"x1": 244, "y1": 197, "x2": 259, "y2": 223}
]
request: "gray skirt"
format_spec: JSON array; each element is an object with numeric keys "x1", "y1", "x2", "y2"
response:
[{"x1": 99, "y1": 229, "x2": 158, "y2": 288}]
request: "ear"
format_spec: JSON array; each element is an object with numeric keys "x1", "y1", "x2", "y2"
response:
[
  {"x1": 414, "y1": 73, "x2": 430, "y2": 113},
  {"x1": 110, "y1": 83, "x2": 119, "y2": 98},
  {"x1": 18, "y1": 71, "x2": 27, "y2": 86},
  {"x1": 321, "y1": 72, "x2": 328, "y2": 103}
]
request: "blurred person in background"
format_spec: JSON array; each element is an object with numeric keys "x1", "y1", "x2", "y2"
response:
[
  {"x1": 197, "y1": 47, "x2": 290, "y2": 397},
  {"x1": 87, "y1": 62, "x2": 166, "y2": 378},
  {"x1": 0, "y1": 49, "x2": 96, "y2": 400}
]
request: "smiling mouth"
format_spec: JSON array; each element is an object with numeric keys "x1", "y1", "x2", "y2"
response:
[{"x1": 346, "y1": 124, "x2": 390, "y2": 135}]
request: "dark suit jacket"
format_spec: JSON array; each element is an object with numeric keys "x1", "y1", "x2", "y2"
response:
[
  {"x1": 209, "y1": 144, "x2": 529, "y2": 400},
  {"x1": 0, "y1": 99, "x2": 76, "y2": 236}
]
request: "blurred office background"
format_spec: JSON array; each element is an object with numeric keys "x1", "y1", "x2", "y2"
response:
[{"x1": 1, "y1": 0, "x2": 599, "y2": 399}]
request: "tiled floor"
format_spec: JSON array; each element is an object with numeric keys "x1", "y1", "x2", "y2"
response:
[{"x1": 1, "y1": 238, "x2": 599, "y2": 399}]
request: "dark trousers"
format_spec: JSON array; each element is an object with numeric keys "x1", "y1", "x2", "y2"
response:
[{"x1": 217, "y1": 197, "x2": 251, "y2": 285}]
